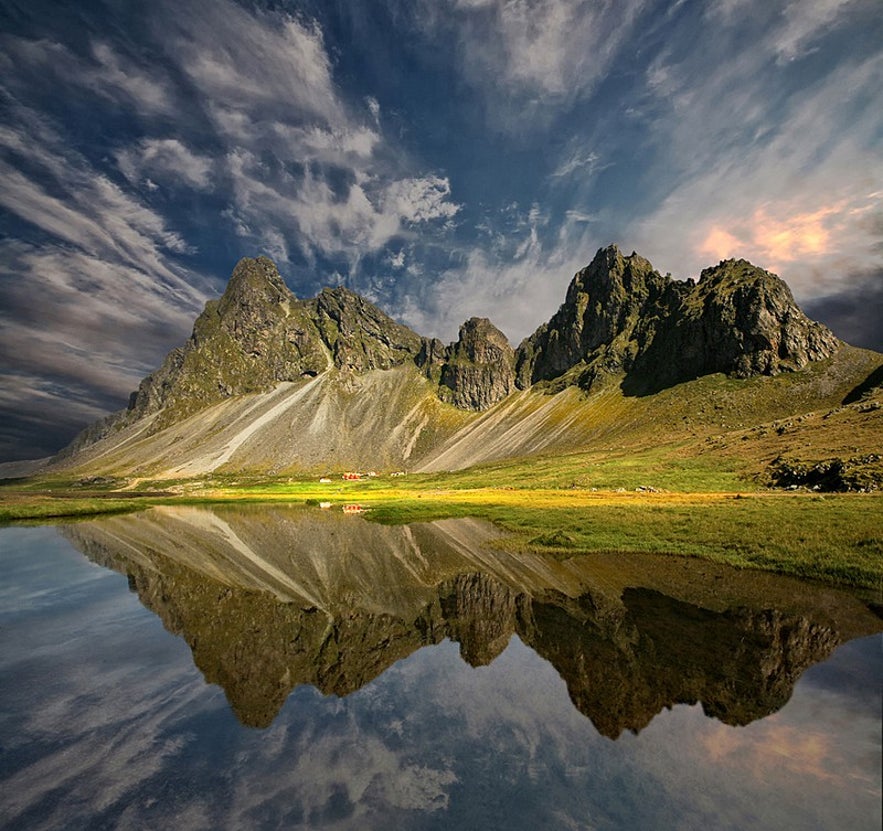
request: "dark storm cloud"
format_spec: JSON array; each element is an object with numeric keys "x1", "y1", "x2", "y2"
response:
[{"x1": 803, "y1": 268, "x2": 883, "y2": 353}]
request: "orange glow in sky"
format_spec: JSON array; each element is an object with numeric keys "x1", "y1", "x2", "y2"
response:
[
  {"x1": 697, "y1": 199, "x2": 855, "y2": 272},
  {"x1": 700, "y1": 722, "x2": 846, "y2": 786}
]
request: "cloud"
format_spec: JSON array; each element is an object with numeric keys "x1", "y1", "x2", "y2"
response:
[
  {"x1": 4, "y1": 0, "x2": 460, "y2": 277},
  {"x1": 802, "y1": 266, "x2": 883, "y2": 351},
  {"x1": 623, "y1": 13, "x2": 882, "y2": 301},
  {"x1": 223, "y1": 151, "x2": 458, "y2": 271},
  {"x1": 393, "y1": 204, "x2": 593, "y2": 343},
  {"x1": 0, "y1": 240, "x2": 206, "y2": 459},
  {"x1": 383, "y1": 175, "x2": 460, "y2": 224},
  {"x1": 164, "y1": 0, "x2": 344, "y2": 129},
  {"x1": 0, "y1": 36, "x2": 177, "y2": 117},
  {"x1": 366, "y1": 96, "x2": 381, "y2": 124},
  {"x1": 0, "y1": 99, "x2": 210, "y2": 458},
  {"x1": 697, "y1": 196, "x2": 877, "y2": 275},
  {"x1": 0, "y1": 106, "x2": 206, "y2": 288},
  {"x1": 415, "y1": 0, "x2": 647, "y2": 127},
  {"x1": 117, "y1": 139, "x2": 215, "y2": 190},
  {"x1": 87, "y1": 41, "x2": 178, "y2": 115},
  {"x1": 144, "y1": 0, "x2": 460, "y2": 273},
  {"x1": 550, "y1": 149, "x2": 607, "y2": 180},
  {"x1": 773, "y1": 0, "x2": 862, "y2": 62}
]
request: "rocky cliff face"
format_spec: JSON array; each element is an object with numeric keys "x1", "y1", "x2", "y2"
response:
[
  {"x1": 438, "y1": 317, "x2": 516, "y2": 410},
  {"x1": 312, "y1": 285, "x2": 423, "y2": 372},
  {"x1": 515, "y1": 246, "x2": 669, "y2": 388},
  {"x1": 515, "y1": 245, "x2": 840, "y2": 393},
  {"x1": 125, "y1": 257, "x2": 424, "y2": 431},
  {"x1": 109, "y1": 248, "x2": 843, "y2": 426},
  {"x1": 59, "y1": 245, "x2": 848, "y2": 463},
  {"x1": 117, "y1": 258, "x2": 515, "y2": 435}
]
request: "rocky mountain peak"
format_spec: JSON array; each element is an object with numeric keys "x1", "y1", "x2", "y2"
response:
[
  {"x1": 515, "y1": 245, "x2": 669, "y2": 388},
  {"x1": 439, "y1": 317, "x2": 516, "y2": 411},
  {"x1": 123, "y1": 259, "x2": 427, "y2": 431},
  {"x1": 61, "y1": 245, "x2": 850, "y2": 462},
  {"x1": 218, "y1": 256, "x2": 293, "y2": 317},
  {"x1": 454, "y1": 317, "x2": 512, "y2": 362},
  {"x1": 312, "y1": 285, "x2": 423, "y2": 372},
  {"x1": 629, "y1": 258, "x2": 841, "y2": 387},
  {"x1": 516, "y1": 246, "x2": 841, "y2": 394},
  {"x1": 565, "y1": 244, "x2": 659, "y2": 305}
]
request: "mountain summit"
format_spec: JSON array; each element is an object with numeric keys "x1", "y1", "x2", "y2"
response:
[
  {"x1": 127, "y1": 256, "x2": 424, "y2": 431},
  {"x1": 516, "y1": 245, "x2": 839, "y2": 394},
  {"x1": 48, "y1": 244, "x2": 877, "y2": 478}
]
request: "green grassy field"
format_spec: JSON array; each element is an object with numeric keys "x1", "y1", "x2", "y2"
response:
[{"x1": 2, "y1": 439, "x2": 881, "y2": 592}]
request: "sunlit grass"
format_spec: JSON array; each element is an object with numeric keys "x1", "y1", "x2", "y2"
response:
[
  {"x1": 2, "y1": 440, "x2": 881, "y2": 590},
  {"x1": 0, "y1": 495, "x2": 144, "y2": 523}
]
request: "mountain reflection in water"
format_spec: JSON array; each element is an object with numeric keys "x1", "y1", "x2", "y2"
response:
[{"x1": 61, "y1": 504, "x2": 881, "y2": 736}]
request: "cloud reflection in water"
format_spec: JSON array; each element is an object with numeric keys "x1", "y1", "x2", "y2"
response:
[{"x1": 0, "y1": 511, "x2": 880, "y2": 830}]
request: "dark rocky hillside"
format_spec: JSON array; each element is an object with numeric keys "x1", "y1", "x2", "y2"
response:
[
  {"x1": 121, "y1": 245, "x2": 843, "y2": 429},
  {"x1": 436, "y1": 317, "x2": 516, "y2": 410},
  {"x1": 515, "y1": 245, "x2": 840, "y2": 394},
  {"x1": 128, "y1": 257, "x2": 425, "y2": 431}
]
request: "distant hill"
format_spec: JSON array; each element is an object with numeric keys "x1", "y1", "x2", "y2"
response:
[{"x1": 33, "y1": 244, "x2": 882, "y2": 479}]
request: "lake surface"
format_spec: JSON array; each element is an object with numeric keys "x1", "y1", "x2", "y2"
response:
[{"x1": 1, "y1": 504, "x2": 880, "y2": 830}]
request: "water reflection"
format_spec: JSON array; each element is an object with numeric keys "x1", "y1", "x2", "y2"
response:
[{"x1": 61, "y1": 504, "x2": 881, "y2": 735}]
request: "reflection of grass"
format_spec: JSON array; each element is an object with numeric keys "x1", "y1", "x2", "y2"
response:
[
  {"x1": 0, "y1": 495, "x2": 144, "y2": 523},
  {"x1": 2, "y1": 441, "x2": 882, "y2": 590},
  {"x1": 365, "y1": 493, "x2": 883, "y2": 590}
]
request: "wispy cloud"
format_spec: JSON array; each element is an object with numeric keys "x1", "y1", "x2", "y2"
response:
[
  {"x1": 0, "y1": 96, "x2": 210, "y2": 456},
  {"x1": 415, "y1": 0, "x2": 647, "y2": 128},
  {"x1": 721, "y1": 0, "x2": 867, "y2": 63},
  {"x1": 126, "y1": 0, "x2": 461, "y2": 276},
  {"x1": 164, "y1": 0, "x2": 345, "y2": 129},
  {"x1": 622, "y1": 10, "x2": 882, "y2": 303},
  {"x1": 0, "y1": 36, "x2": 178, "y2": 117},
  {"x1": 117, "y1": 139, "x2": 215, "y2": 191},
  {"x1": 0, "y1": 0, "x2": 462, "y2": 456},
  {"x1": 550, "y1": 147, "x2": 609, "y2": 180},
  {"x1": 394, "y1": 204, "x2": 593, "y2": 343}
]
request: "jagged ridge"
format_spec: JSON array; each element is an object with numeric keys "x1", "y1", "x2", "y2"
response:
[
  {"x1": 516, "y1": 245, "x2": 840, "y2": 394},
  {"x1": 129, "y1": 257, "x2": 424, "y2": 431},
  {"x1": 54, "y1": 244, "x2": 860, "y2": 473}
]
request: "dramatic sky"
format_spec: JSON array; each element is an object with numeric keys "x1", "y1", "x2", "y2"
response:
[{"x1": 1, "y1": 0, "x2": 881, "y2": 461}]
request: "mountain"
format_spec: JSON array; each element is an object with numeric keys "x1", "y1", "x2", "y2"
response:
[
  {"x1": 515, "y1": 246, "x2": 840, "y2": 393},
  {"x1": 39, "y1": 245, "x2": 882, "y2": 478}
]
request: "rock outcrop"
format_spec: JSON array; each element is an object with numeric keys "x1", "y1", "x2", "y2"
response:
[
  {"x1": 56, "y1": 245, "x2": 850, "y2": 466},
  {"x1": 438, "y1": 317, "x2": 516, "y2": 410},
  {"x1": 628, "y1": 258, "x2": 842, "y2": 392},
  {"x1": 312, "y1": 285, "x2": 423, "y2": 373},
  {"x1": 515, "y1": 245, "x2": 840, "y2": 394},
  {"x1": 124, "y1": 257, "x2": 424, "y2": 432},
  {"x1": 102, "y1": 248, "x2": 842, "y2": 426},
  {"x1": 78, "y1": 257, "x2": 516, "y2": 451},
  {"x1": 515, "y1": 246, "x2": 668, "y2": 389}
]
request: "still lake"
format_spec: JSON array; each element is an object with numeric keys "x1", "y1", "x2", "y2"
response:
[{"x1": 1, "y1": 504, "x2": 880, "y2": 830}]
